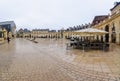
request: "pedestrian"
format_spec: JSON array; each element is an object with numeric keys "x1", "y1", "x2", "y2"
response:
[{"x1": 7, "y1": 36, "x2": 10, "y2": 43}]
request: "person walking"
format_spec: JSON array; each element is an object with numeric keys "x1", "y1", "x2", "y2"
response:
[{"x1": 7, "y1": 36, "x2": 10, "y2": 43}]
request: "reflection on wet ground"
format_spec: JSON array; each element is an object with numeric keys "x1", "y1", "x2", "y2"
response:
[
  {"x1": 0, "y1": 38, "x2": 120, "y2": 81},
  {"x1": 36, "y1": 38, "x2": 120, "y2": 74}
]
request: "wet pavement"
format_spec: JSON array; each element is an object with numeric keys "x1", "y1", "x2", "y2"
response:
[
  {"x1": 0, "y1": 38, "x2": 120, "y2": 81},
  {"x1": 0, "y1": 40, "x2": 4, "y2": 45}
]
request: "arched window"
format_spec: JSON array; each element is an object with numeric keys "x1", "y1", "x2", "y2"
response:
[
  {"x1": 112, "y1": 23, "x2": 115, "y2": 32},
  {"x1": 105, "y1": 25, "x2": 109, "y2": 32}
]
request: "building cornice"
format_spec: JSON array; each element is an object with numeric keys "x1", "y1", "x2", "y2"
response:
[{"x1": 94, "y1": 12, "x2": 120, "y2": 28}]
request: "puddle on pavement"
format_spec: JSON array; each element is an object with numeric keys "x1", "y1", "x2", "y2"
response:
[{"x1": 35, "y1": 38, "x2": 120, "y2": 74}]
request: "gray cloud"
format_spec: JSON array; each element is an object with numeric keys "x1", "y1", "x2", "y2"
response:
[{"x1": 0, "y1": 0, "x2": 116, "y2": 30}]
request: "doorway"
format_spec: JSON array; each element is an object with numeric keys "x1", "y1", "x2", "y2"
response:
[
  {"x1": 111, "y1": 33, "x2": 116, "y2": 43},
  {"x1": 111, "y1": 23, "x2": 116, "y2": 43},
  {"x1": 105, "y1": 25, "x2": 109, "y2": 42}
]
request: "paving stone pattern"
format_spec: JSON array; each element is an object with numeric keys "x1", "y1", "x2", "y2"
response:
[{"x1": 0, "y1": 38, "x2": 120, "y2": 81}]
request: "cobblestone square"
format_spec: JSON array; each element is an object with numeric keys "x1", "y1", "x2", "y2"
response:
[{"x1": 0, "y1": 38, "x2": 120, "y2": 81}]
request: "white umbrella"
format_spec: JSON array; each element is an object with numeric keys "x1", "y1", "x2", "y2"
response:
[{"x1": 75, "y1": 28, "x2": 108, "y2": 35}]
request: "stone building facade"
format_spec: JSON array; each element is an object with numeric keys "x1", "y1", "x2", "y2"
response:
[
  {"x1": 17, "y1": 28, "x2": 31, "y2": 38},
  {"x1": 31, "y1": 29, "x2": 62, "y2": 38},
  {"x1": 0, "y1": 21, "x2": 16, "y2": 38},
  {"x1": 31, "y1": 29, "x2": 49, "y2": 38},
  {"x1": 93, "y1": 2, "x2": 120, "y2": 44}
]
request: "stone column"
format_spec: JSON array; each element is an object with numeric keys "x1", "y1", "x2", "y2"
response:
[
  {"x1": 94, "y1": 35, "x2": 97, "y2": 40},
  {"x1": 98, "y1": 35, "x2": 101, "y2": 41},
  {"x1": 116, "y1": 33, "x2": 119, "y2": 44},
  {"x1": 115, "y1": 21, "x2": 120, "y2": 44},
  {"x1": 109, "y1": 24, "x2": 112, "y2": 43}
]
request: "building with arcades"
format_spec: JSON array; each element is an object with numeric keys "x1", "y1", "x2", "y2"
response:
[{"x1": 92, "y1": 2, "x2": 120, "y2": 44}]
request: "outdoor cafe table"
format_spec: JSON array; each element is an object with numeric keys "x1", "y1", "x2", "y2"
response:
[{"x1": 68, "y1": 41, "x2": 109, "y2": 51}]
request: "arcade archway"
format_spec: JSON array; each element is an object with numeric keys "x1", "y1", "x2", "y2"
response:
[
  {"x1": 111, "y1": 23, "x2": 116, "y2": 43},
  {"x1": 105, "y1": 25, "x2": 109, "y2": 42}
]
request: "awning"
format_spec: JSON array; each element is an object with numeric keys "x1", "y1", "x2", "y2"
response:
[{"x1": 74, "y1": 28, "x2": 108, "y2": 35}]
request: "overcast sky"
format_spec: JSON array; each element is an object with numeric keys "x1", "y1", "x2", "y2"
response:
[{"x1": 0, "y1": 0, "x2": 118, "y2": 30}]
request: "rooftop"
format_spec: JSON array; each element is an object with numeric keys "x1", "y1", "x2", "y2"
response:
[
  {"x1": 91, "y1": 15, "x2": 108, "y2": 26},
  {"x1": 32, "y1": 29, "x2": 49, "y2": 31},
  {"x1": 110, "y1": 2, "x2": 120, "y2": 11}
]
